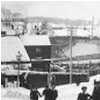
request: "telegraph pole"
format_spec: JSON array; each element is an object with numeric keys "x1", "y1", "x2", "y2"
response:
[
  {"x1": 52, "y1": 24, "x2": 91, "y2": 84},
  {"x1": 16, "y1": 51, "x2": 22, "y2": 87},
  {"x1": 69, "y1": 26, "x2": 73, "y2": 84},
  {"x1": 91, "y1": 16, "x2": 94, "y2": 39},
  {"x1": 47, "y1": 61, "x2": 52, "y2": 88}
]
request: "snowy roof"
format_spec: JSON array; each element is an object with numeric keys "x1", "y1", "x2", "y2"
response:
[
  {"x1": 64, "y1": 42, "x2": 100, "y2": 57},
  {"x1": 49, "y1": 23, "x2": 66, "y2": 28},
  {"x1": 21, "y1": 35, "x2": 51, "y2": 46},
  {"x1": 53, "y1": 29, "x2": 68, "y2": 36},
  {"x1": 1, "y1": 36, "x2": 30, "y2": 61},
  {"x1": 52, "y1": 28, "x2": 91, "y2": 37},
  {"x1": 75, "y1": 29, "x2": 91, "y2": 37}
]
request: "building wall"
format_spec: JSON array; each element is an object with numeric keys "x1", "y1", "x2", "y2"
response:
[
  {"x1": 25, "y1": 46, "x2": 51, "y2": 71},
  {"x1": 25, "y1": 46, "x2": 51, "y2": 59}
]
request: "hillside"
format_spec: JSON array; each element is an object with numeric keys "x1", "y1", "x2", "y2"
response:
[
  {"x1": 25, "y1": 16, "x2": 90, "y2": 26},
  {"x1": 1, "y1": 7, "x2": 91, "y2": 26}
]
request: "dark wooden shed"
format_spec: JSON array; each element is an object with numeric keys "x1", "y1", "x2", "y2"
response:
[{"x1": 21, "y1": 35, "x2": 51, "y2": 71}]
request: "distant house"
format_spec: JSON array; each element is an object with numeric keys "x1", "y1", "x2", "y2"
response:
[{"x1": 1, "y1": 36, "x2": 30, "y2": 71}]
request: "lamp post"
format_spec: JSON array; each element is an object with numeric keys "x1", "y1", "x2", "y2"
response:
[{"x1": 16, "y1": 51, "x2": 22, "y2": 87}]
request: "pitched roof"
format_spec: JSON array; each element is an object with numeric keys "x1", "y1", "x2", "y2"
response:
[
  {"x1": 1, "y1": 36, "x2": 30, "y2": 61},
  {"x1": 21, "y1": 35, "x2": 51, "y2": 46}
]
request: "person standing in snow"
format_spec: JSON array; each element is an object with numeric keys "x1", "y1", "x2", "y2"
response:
[
  {"x1": 30, "y1": 87, "x2": 41, "y2": 100},
  {"x1": 42, "y1": 85, "x2": 52, "y2": 100},
  {"x1": 51, "y1": 74, "x2": 56, "y2": 86},
  {"x1": 92, "y1": 80, "x2": 100, "y2": 100},
  {"x1": 43, "y1": 85, "x2": 58, "y2": 100},
  {"x1": 77, "y1": 86, "x2": 92, "y2": 100},
  {"x1": 50, "y1": 85, "x2": 58, "y2": 100}
]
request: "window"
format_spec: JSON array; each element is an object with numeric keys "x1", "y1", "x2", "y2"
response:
[{"x1": 35, "y1": 47, "x2": 42, "y2": 57}]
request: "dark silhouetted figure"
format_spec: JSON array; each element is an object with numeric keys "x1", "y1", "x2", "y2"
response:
[
  {"x1": 42, "y1": 85, "x2": 52, "y2": 100},
  {"x1": 1, "y1": 73, "x2": 6, "y2": 87},
  {"x1": 92, "y1": 80, "x2": 100, "y2": 100},
  {"x1": 51, "y1": 74, "x2": 56, "y2": 86},
  {"x1": 77, "y1": 86, "x2": 92, "y2": 100},
  {"x1": 30, "y1": 88, "x2": 41, "y2": 100},
  {"x1": 43, "y1": 85, "x2": 58, "y2": 100},
  {"x1": 43, "y1": 86, "x2": 52, "y2": 100},
  {"x1": 50, "y1": 85, "x2": 58, "y2": 100}
]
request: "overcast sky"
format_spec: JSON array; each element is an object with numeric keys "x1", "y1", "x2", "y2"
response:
[{"x1": 1, "y1": 1, "x2": 100, "y2": 20}]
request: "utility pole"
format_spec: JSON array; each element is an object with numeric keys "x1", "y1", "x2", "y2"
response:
[
  {"x1": 91, "y1": 16, "x2": 94, "y2": 39},
  {"x1": 52, "y1": 24, "x2": 91, "y2": 84},
  {"x1": 48, "y1": 62, "x2": 52, "y2": 88},
  {"x1": 16, "y1": 51, "x2": 22, "y2": 87},
  {"x1": 69, "y1": 26, "x2": 73, "y2": 84}
]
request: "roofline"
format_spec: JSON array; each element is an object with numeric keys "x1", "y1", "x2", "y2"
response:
[{"x1": 50, "y1": 36, "x2": 100, "y2": 40}]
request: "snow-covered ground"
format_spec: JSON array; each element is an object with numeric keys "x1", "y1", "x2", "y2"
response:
[{"x1": 1, "y1": 74, "x2": 100, "y2": 100}]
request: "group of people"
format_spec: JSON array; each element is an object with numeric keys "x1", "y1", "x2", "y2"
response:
[
  {"x1": 77, "y1": 80, "x2": 100, "y2": 100},
  {"x1": 29, "y1": 80, "x2": 100, "y2": 100},
  {"x1": 30, "y1": 85, "x2": 58, "y2": 100}
]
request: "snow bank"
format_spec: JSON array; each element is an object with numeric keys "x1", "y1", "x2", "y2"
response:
[
  {"x1": 1, "y1": 87, "x2": 30, "y2": 100},
  {"x1": 1, "y1": 74, "x2": 100, "y2": 100},
  {"x1": 89, "y1": 74, "x2": 100, "y2": 82}
]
